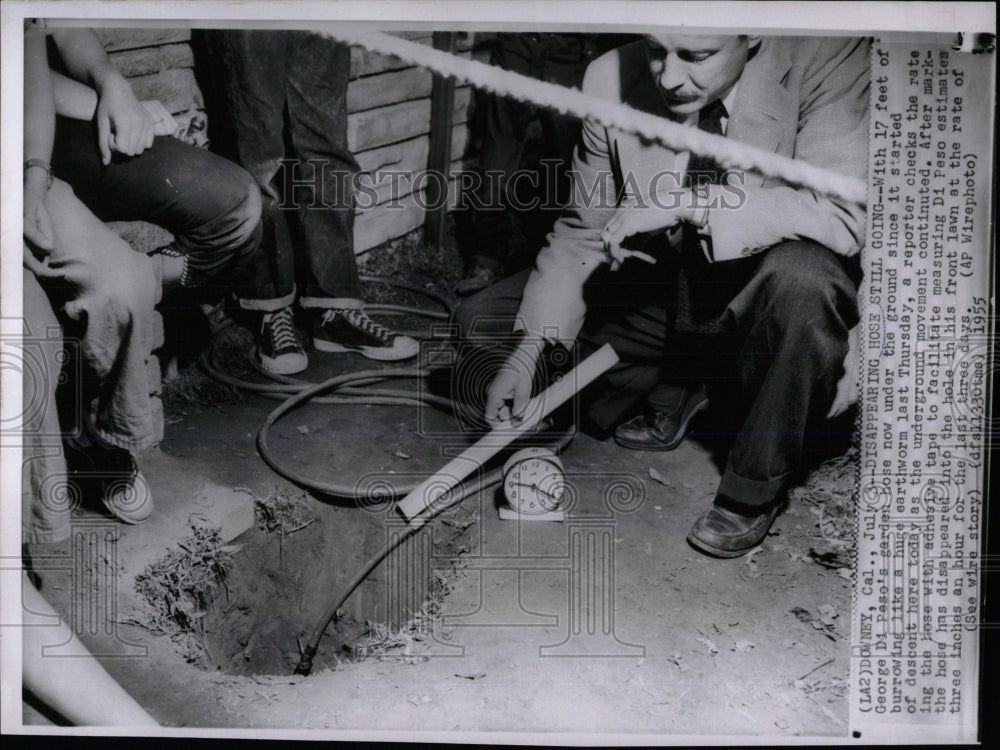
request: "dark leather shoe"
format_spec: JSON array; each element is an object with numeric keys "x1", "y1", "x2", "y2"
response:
[
  {"x1": 613, "y1": 385, "x2": 708, "y2": 451},
  {"x1": 687, "y1": 495, "x2": 786, "y2": 558}
]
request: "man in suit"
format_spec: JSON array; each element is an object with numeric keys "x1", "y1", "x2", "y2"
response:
[{"x1": 455, "y1": 34, "x2": 869, "y2": 557}]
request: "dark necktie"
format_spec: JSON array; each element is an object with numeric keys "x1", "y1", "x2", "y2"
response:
[
  {"x1": 685, "y1": 99, "x2": 727, "y2": 186},
  {"x1": 676, "y1": 98, "x2": 729, "y2": 333}
]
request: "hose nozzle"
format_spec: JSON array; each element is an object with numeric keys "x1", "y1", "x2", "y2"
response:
[{"x1": 293, "y1": 645, "x2": 317, "y2": 676}]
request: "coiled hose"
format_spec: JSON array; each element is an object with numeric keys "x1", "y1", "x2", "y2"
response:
[{"x1": 198, "y1": 276, "x2": 573, "y2": 674}]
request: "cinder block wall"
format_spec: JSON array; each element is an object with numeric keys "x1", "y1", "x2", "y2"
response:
[{"x1": 96, "y1": 28, "x2": 207, "y2": 142}]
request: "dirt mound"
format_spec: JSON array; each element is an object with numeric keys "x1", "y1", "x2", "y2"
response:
[{"x1": 132, "y1": 488, "x2": 478, "y2": 676}]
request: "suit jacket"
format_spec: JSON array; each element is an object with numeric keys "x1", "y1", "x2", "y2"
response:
[{"x1": 516, "y1": 36, "x2": 870, "y2": 343}]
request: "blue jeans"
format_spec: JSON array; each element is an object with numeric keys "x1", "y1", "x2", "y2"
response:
[
  {"x1": 29, "y1": 180, "x2": 159, "y2": 455},
  {"x1": 208, "y1": 30, "x2": 361, "y2": 310},
  {"x1": 455, "y1": 241, "x2": 861, "y2": 507},
  {"x1": 51, "y1": 116, "x2": 262, "y2": 301},
  {"x1": 22, "y1": 269, "x2": 72, "y2": 544}
]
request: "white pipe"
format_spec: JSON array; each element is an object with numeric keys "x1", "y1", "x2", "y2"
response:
[
  {"x1": 21, "y1": 574, "x2": 158, "y2": 727},
  {"x1": 397, "y1": 343, "x2": 619, "y2": 520}
]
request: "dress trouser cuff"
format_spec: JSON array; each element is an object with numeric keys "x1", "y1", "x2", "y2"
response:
[{"x1": 717, "y1": 467, "x2": 789, "y2": 508}]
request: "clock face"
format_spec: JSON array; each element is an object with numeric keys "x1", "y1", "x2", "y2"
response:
[{"x1": 504, "y1": 455, "x2": 565, "y2": 514}]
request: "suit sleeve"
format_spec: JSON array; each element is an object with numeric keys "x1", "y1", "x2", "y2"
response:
[
  {"x1": 707, "y1": 37, "x2": 870, "y2": 262},
  {"x1": 514, "y1": 58, "x2": 621, "y2": 344}
]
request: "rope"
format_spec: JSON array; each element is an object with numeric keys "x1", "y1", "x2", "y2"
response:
[{"x1": 317, "y1": 27, "x2": 867, "y2": 206}]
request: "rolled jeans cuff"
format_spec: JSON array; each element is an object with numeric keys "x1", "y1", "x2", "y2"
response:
[
  {"x1": 717, "y1": 467, "x2": 790, "y2": 508},
  {"x1": 87, "y1": 410, "x2": 156, "y2": 452},
  {"x1": 238, "y1": 286, "x2": 297, "y2": 312},
  {"x1": 299, "y1": 296, "x2": 364, "y2": 310}
]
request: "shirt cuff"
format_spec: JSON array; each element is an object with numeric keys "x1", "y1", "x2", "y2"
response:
[{"x1": 689, "y1": 205, "x2": 713, "y2": 262}]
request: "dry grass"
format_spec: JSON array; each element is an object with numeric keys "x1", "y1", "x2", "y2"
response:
[
  {"x1": 790, "y1": 444, "x2": 858, "y2": 566},
  {"x1": 132, "y1": 524, "x2": 232, "y2": 667},
  {"x1": 358, "y1": 225, "x2": 463, "y2": 307},
  {"x1": 348, "y1": 570, "x2": 453, "y2": 663},
  {"x1": 253, "y1": 487, "x2": 316, "y2": 536}
]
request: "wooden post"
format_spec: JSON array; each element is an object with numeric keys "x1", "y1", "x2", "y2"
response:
[{"x1": 423, "y1": 32, "x2": 458, "y2": 251}]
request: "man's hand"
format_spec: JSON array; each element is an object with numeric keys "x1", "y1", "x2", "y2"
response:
[
  {"x1": 827, "y1": 326, "x2": 859, "y2": 418},
  {"x1": 140, "y1": 100, "x2": 178, "y2": 137},
  {"x1": 484, "y1": 338, "x2": 545, "y2": 427},
  {"x1": 95, "y1": 74, "x2": 154, "y2": 164},
  {"x1": 601, "y1": 194, "x2": 691, "y2": 270}
]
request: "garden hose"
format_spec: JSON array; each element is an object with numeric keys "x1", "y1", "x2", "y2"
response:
[
  {"x1": 292, "y1": 427, "x2": 575, "y2": 676},
  {"x1": 198, "y1": 275, "x2": 576, "y2": 674}
]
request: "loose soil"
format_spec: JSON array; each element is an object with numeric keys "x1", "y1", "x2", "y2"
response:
[{"x1": 23, "y1": 228, "x2": 859, "y2": 739}]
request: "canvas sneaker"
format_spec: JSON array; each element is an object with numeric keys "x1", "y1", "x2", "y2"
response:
[
  {"x1": 253, "y1": 306, "x2": 308, "y2": 375},
  {"x1": 313, "y1": 308, "x2": 419, "y2": 361},
  {"x1": 64, "y1": 436, "x2": 154, "y2": 525}
]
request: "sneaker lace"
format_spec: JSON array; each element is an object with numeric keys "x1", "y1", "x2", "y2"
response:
[
  {"x1": 267, "y1": 308, "x2": 300, "y2": 351},
  {"x1": 339, "y1": 308, "x2": 394, "y2": 343}
]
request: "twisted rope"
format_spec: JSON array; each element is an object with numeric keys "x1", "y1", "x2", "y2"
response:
[{"x1": 319, "y1": 27, "x2": 867, "y2": 206}]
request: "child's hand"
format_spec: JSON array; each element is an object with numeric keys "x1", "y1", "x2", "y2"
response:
[
  {"x1": 140, "y1": 100, "x2": 178, "y2": 136},
  {"x1": 96, "y1": 74, "x2": 154, "y2": 164},
  {"x1": 23, "y1": 178, "x2": 54, "y2": 253}
]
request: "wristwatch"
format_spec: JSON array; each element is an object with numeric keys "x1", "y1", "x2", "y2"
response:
[{"x1": 24, "y1": 159, "x2": 54, "y2": 190}]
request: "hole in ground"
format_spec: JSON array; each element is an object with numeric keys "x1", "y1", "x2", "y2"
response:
[
  {"x1": 136, "y1": 494, "x2": 479, "y2": 677},
  {"x1": 200, "y1": 519, "x2": 368, "y2": 676}
]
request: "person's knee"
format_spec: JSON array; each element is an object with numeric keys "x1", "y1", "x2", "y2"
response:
[
  {"x1": 454, "y1": 294, "x2": 494, "y2": 341},
  {"x1": 187, "y1": 173, "x2": 262, "y2": 285},
  {"x1": 228, "y1": 179, "x2": 263, "y2": 273},
  {"x1": 224, "y1": 176, "x2": 263, "y2": 251},
  {"x1": 238, "y1": 178, "x2": 263, "y2": 234},
  {"x1": 453, "y1": 296, "x2": 517, "y2": 341},
  {"x1": 453, "y1": 299, "x2": 477, "y2": 340},
  {"x1": 453, "y1": 272, "x2": 529, "y2": 341},
  {"x1": 739, "y1": 241, "x2": 859, "y2": 369},
  {"x1": 95, "y1": 245, "x2": 157, "y2": 324},
  {"x1": 756, "y1": 241, "x2": 846, "y2": 316}
]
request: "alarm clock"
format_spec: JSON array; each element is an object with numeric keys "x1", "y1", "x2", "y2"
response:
[{"x1": 501, "y1": 447, "x2": 566, "y2": 519}]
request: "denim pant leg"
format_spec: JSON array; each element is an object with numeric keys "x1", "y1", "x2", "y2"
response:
[
  {"x1": 51, "y1": 116, "x2": 262, "y2": 299},
  {"x1": 21, "y1": 270, "x2": 72, "y2": 544},
  {"x1": 212, "y1": 30, "x2": 299, "y2": 310},
  {"x1": 717, "y1": 241, "x2": 861, "y2": 506},
  {"x1": 38, "y1": 180, "x2": 158, "y2": 452},
  {"x1": 286, "y1": 32, "x2": 362, "y2": 306}
]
